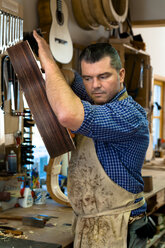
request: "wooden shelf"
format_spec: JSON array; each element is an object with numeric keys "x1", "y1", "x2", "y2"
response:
[{"x1": 0, "y1": 173, "x2": 25, "y2": 181}]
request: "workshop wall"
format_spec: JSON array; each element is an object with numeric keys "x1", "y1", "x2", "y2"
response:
[
  {"x1": 130, "y1": 0, "x2": 165, "y2": 23},
  {"x1": 14, "y1": 0, "x2": 165, "y2": 78},
  {"x1": 133, "y1": 27, "x2": 165, "y2": 77}
]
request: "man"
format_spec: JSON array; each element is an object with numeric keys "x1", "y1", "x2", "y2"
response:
[{"x1": 33, "y1": 30, "x2": 149, "y2": 248}]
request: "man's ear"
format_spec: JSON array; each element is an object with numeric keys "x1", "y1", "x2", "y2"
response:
[{"x1": 119, "y1": 68, "x2": 125, "y2": 83}]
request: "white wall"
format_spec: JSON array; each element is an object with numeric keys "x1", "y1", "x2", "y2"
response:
[
  {"x1": 130, "y1": 0, "x2": 165, "y2": 21},
  {"x1": 133, "y1": 27, "x2": 165, "y2": 77},
  {"x1": 14, "y1": 0, "x2": 38, "y2": 32}
]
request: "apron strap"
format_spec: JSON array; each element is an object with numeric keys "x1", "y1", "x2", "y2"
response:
[
  {"x1": 133, "y1": 191, "x2": 144, "y2": 200},
  {"x1": 78, "y1": 196, "x2": 145, "y2": 219},
  {"x1": 118, "y1": 90, "x2": 128, "y2": 101}
]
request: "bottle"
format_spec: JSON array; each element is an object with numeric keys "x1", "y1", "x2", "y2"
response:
[
  {"x1": 8, "y1": 150, "x2": 17, "y2": 173},
  {"x1": 18, "y1": 186, "x2": 33, "y2": 208}
]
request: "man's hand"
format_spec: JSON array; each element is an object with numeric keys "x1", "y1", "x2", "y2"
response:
[{"x1": 33, "y1": 30, "x2": 55, "y2": 72}]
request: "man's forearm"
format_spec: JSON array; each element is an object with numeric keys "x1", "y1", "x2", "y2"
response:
[
  {"x1": 45, "y1": 63, "x2": 84, "y2": 130},
  {"x1": 33, "y1": 30, "x2": 84, "y2": 131}
]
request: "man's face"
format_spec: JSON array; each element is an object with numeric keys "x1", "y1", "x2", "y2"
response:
[{"x1": 81, "y1": 56, "x2": 125, "y2": 104}]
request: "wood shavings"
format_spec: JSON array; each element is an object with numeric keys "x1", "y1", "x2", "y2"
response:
[{"x1": 0, "y1": 230, "x2": 26, "y2": 239}]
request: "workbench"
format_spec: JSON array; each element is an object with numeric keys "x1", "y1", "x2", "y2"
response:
[
  {"x1": 142, "y1": 159, "x2": 165, "y2": 214},
  {"x1": 0, "y1": 162, "x2": 165, "y2": 247},
  {"x1": 142, "y1": 159, "x2": 165, "y2": 247},
  {"x1": 0, "y1": 199, "x2": 74, "y2": 247}
]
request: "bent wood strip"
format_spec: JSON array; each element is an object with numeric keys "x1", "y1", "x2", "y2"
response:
[
  {"x1": 88, "y1": 0, "x2": 113, "y2": 29},
  {"x1": 71, "y1": 0, "x2": 94, "y2": 30},
  {"x1": 45, "y1": 157, "x2": 71, "y2": 206},
  {"x1": 7, "y1": 41, "x2": 75, "y2": 158},
  {"x1": 102, "y1": 0, "x2": 128, "y2": 23},
  {"x1": 80, "y1": 0, "x2": 100, "y2": 30}
]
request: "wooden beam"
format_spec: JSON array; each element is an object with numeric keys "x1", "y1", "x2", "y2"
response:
[
  {"x1": 0, "y1": 0, "x2": 23, "y2": 18},
  {"x1": 132, "y1": 19, "x2": 165, "y2": 28}
]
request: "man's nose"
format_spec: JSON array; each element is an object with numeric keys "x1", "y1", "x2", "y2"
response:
[{"x1": 92, "y1": 77, "x2": 101, "y2": 88}]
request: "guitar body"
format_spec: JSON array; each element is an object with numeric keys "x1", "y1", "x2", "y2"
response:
[
  {"x1": 49, "y1": 0, "x2": 73, "y2": 64},
  {"x1": 71, "y1": 0, "x2": 99, "y2": 30},
  {"x1": 102, "y1": 0, "x2": 128, "y2": 23},
  {"x1": 88, "y1": 0, "x2": 113, "y2": 29},
  {"x1": 80, "y1": 0, "x2": 99, "y2": 29}
]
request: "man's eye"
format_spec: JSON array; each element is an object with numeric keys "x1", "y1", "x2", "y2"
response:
[
  {"x1": 99, "y1": 74, "x2": 110, "y2": 80},
  {"x1": 84, "y1": 77, "x2": 92, "y2": 81},
  {"x1": 99, "y1": 75, "x2": 107, "y2": 80}
]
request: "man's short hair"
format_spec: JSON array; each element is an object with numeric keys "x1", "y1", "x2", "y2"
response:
[{"x1": 80, "y1": 43, "x2": 122, "y2": 72}]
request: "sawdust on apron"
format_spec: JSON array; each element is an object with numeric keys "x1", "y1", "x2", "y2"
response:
[{"x1": 67, "y1": 135, "x2": 145, "y2": 248}]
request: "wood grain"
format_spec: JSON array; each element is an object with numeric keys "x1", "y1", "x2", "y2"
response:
[
  {"x1": 45, "y1": 157, "x2": 71, "y2": 206},
  {"x1": 88, "y1": 0, "x2": 112, "y2": 29},
  {"x1": 80, "y1": 0, "x2": 99, "y2": 30},
  {"x1": 7, "y1": 41, "x2": 75, "y2": 158},
  {"x1": 102, "y1": 0, "x2": 128, "y2": 23},
  {"x1": 71, "y1": 0, "x2": 94, "y2": 30}
]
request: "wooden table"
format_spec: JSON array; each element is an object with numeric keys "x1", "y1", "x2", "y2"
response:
[
  {"x1": 142, "y1": 162, "x2": 165, "y2": 247},
  {"x1": 0, "y1": 199, "x2": 74, "y2": 248},
  {"x1": 0, "y1": 164, "x2": 165, "y2": 247},
  {"x1": 142, "y1": 168, "x2": 165, "y2": 199}
]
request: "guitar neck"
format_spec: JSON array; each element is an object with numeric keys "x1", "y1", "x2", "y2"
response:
[
  {"x1": 56, "y1": 0, "x2": 64, "y2": 25},
  {"x1": 57, "y1": 0, "x2": 62, "y2": 13}
]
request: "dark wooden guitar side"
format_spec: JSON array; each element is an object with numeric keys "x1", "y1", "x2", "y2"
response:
[{"x1": 7, "y1": 41, "x2": 75, "y2": 158}]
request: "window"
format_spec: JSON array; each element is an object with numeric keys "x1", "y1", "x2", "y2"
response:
[
  {"x1": 153, "y1": 80, "x2": 164, "y2": 149},
  {"x1": 32, "y1": 125, "x2": 49, "y2": 186},
  {"x1": 23, "y1": 94, "x2": 49, "y2": 189}
]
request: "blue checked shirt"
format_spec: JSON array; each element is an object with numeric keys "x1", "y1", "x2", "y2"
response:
[{"x1": 71, "y1": 72, "x2": 149, "y2": 216}]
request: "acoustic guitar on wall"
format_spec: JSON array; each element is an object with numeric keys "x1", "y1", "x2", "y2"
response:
[{"x1": 49, "y1": 0, "x2": 73, "y2": 64}]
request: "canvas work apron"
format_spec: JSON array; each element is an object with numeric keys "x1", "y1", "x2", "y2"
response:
[{"x1": 67, "y1": 135, "x2": 145, "y2": 248}]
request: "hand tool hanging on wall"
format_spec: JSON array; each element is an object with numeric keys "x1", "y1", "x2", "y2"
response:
[
  {"x1": 1, "y1": 55, "x2": 8, "y2": 110},
  {"x1": 22, "y1": 161, "x2": 34, "y2": 166},
  {"x1": 1, "y1": 55, "x2": 20, "y2": 114},
  {"x1": 23, "y1": 138, "x2": 32, "y2": 144},
  {"x1": 21, "y1": 144, "x2": 36, "y2": 149},
  {"x1": 21, "y1": 154, "x2": 34, "y2": 160},
  {"x1": 6, "y1": 57, "x2": 15, "y2": 113},
  {"x1": 0, "y1": 11, "x2": 3, "y2": 53},
  {"x1": 0, "y1": 104, "x2": 5, "y2": 170},
  {"x1": 24, "y1": 118, "x2": 35, "y2": 127},
  {"x1": 0, "y1": 56, "x2": 7, "y2": 170},
  {"x1": 0, "y1": 0, "x2": 24, "y2": 54},
  {"x1": 2, "y1": 11, "x2": 7, "y2": 52},
  {"x1": 14, "y1": 73, "x2": 20, "y2": 112}
]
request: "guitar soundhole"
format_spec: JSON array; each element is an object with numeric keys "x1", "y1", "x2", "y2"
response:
[{"x1": 56, "y1": 10, "x2": 64, "y2": 25}]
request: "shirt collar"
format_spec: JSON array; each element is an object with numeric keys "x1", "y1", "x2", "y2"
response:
[{"x1": 110, "y1": 87, "x2": 127, "y2": 103}]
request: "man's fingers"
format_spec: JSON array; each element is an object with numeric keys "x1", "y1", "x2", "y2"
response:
[
  {"x1": 32, "y1": 29, "x2": 55, "y2": 71},
  {"x1": 33, "y1": 30, "x2": 40, "y2": 40}
]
